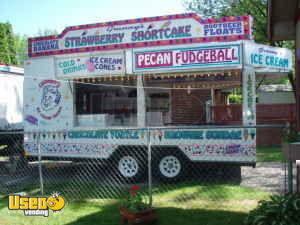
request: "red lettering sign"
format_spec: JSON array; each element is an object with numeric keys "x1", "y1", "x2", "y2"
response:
[
  {"x1": 134, "y1": 45, "x2": 241, "y2": 72},
  {"x1": 136, "y1": 51, "x2": 173, "y2": 68}
]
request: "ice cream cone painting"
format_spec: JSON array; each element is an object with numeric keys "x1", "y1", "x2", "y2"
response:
[{"x1": 85, "y1": 59, "x2": 96, "y2": 72}]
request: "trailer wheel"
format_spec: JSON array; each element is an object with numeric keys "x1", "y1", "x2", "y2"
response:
[
  {"x1": 114, "y1": 150, "x2": 146, "y2": 183},
  {"x1": 7, "y1": 154, "x2": 30, "y2": 174},
  {"x1": 219, "y1": 164, "x2": 242, "y2": 184},
  {"x1": 153, "y1": 150, "x2": 186, "y2": 183}
]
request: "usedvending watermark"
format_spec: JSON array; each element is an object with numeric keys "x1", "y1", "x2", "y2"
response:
[{"x1": 8, "y1": 193, "x2": 65, "y2": 217}]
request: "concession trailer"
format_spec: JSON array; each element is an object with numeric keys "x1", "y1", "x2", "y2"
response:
[{"x1": 24, "y1": 13, "x2": 292, "y2": 182}]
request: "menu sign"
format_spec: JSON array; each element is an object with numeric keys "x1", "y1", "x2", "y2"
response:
[
  {"x1": 244, "y1": 42, "x2": 293, "y2": 71},
  {"x1": 133, "y1": 43, "x2": 242, "y2": 72},
  {"x1": 29, "y1": 13, "x2": 252, "y2": 57},
  {"x1": 55, "y1": 52, "x2": 125, "y2": 78}
]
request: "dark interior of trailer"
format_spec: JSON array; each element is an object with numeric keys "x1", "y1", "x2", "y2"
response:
[{"x1": 74, "y1": 72, "x2": 241, "y2": 127}]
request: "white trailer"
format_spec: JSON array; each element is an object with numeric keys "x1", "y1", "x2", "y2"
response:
[
  {"x1": 0, "y1": 64, "x2": 23, "y2": 131},
  {"x1": 0, "y1": 64, "x2": 24, "y2": 157},
  {"x1": 24, "y1": 13, "x2": 292, "y2": 182}
]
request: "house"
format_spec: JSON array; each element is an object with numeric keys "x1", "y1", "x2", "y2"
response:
[
  {"x1": 257, "y1": 84, "x2": 295, "y2": 104},
  {"x1": 268, "y1": 0, "x2": 300, "y2": 193},
  {"x1": 268, "y1": 0, "x2": 299, "y2": 125}
]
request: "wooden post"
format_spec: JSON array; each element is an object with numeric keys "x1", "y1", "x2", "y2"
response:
[
  {"x1": 297, "y1": 160, "x2": 300, "y2": 193},
  {"x1": 296, "y1": 5, "x2": 300, "y2": 128},
  {"x1": 288, "y1": 161, "x2": 294, "y2": 193},
  {"x1": 137, "y1": 74, "x2": 146, "y2": 127}
]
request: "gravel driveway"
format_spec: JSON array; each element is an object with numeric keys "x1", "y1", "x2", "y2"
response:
[
  {"x1": 241, "y1": 162, "x2": 297, "y2": 194},
  {"x1": 1, "y1": 161, "x2": 297, "y2": 195}
]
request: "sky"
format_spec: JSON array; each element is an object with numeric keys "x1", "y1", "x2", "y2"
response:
[{"x1": 1, "y1": 0, "x2": 187, "y2": 37}]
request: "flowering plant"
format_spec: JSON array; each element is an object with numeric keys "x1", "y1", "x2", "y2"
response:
[
  {"x1": 283, "y1": 120, "x2": 300, "y2": 143},
  {"x1": 120, "y1": 185, "x2": 151, "y2": 213}
]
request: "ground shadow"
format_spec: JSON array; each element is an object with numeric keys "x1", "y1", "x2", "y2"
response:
[
  {"x1": 0, "y1": 196, "x2": 8, "y2": 210},
  {"x1": 64, "y1": 203, "x2": 247, "y2": 225}
]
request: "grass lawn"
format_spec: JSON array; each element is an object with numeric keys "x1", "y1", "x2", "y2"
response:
[
  {"x1": 256, "y1": 146, "x2": 284, "y2": 162},
  {"x1": 0, "y1": 146, "x2": 280, "y2": 224},
  {"x1": 0, "y1": 183, "x2": 270, "y2": 225}
]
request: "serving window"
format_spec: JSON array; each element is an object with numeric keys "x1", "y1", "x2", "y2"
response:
[
  {"x1": 145, "y1": 89, "x2": 171, "y2": 126},
  {"x1": 143, "y1": 71, "x2": 242, "y2": 126},
  {"x1": 74, "y1": 80, "x2": 137, "y2": 127}
]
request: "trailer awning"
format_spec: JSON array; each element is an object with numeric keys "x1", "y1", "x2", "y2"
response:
[
  {"x1": 71, "y1": 70, "x2": 242, "y2": 89},
  {"x1": 143, "y1": 70, "x2": 240, "y2": 80},
  {"x1": 144, "y1": 70, "x2": 241, "y2": 89},
  {"x1": 71, "y1": 70, "x2": 241, "y2": 83}
]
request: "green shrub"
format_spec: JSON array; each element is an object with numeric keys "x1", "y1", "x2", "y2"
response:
[
  {"x1": 229, "y1": 94, "x2": 242, "y2": 104},
  {"x1": 244, "y1": 194, "x2": 300, "y2": 225}
]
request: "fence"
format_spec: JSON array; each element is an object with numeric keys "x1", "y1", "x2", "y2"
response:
[
  {"x1": 212, "y1": 104, "x2": 296, "y2": 124},
  {"x1": 212, "y1": 104, "x2": 296, "y2": 146},
  {"x1": 0, "y1": 125, "x2": 296, "y2": 214}
]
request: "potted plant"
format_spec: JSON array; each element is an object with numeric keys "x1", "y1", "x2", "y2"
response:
[{"x1": 119, "y1": 185, "x2": 158, "y2": 225}]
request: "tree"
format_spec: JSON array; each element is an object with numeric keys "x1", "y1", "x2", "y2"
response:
[
  {"x1": 221, "y1": 0, "x2": 295, "y2": 93},
  {"x1": 185, "y1": 0, "x2": 268, "y2": 43},
  {"x1": 14, "y1": 34, "x2": 28, "y2": 66},
  {"x1": 221, "y1": 0, "x2": 268, "y2": 44},
  {"x1": 185, "y1": 0, "x2": 293, "y2": 47},
  {"x1": 0, "y1": 22, "x2": 17, "y2": 65},
  {"x1": 184, "y1": 0, "x2": 296, "y2": 92},
  {"x1": 184, "y1": 0, "x2": 234, "y2": 18},
  {"x1": 37, "y1": 29, "x2": 58, "y2": 37},
  {"x1": 13, "y1": 29, "x2": 58, "y2": 66}
]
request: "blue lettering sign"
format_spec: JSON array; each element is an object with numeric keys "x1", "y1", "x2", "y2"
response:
[
  {"x1": 68, "y1": 130, "x2": 140, "y2": 139},
  {"x1": 204, "y1": 22, "x2": 243, "y2": 36},
  {"x1": 33, "y1": 40, "x2": 59, "y2": 53},
  {"x1": 250, "y1": 53, "x2": 289, "y2": 69},
  {"x1": 164, "y1": 131, "x2": 204, "y2": 139},
  {"x1": 205, "y1": 130, "x2": 242, "y2": 140}
]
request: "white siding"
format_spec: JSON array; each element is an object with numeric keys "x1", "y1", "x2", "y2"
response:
[
  {"x1": 257, "y1": 92, "x2": 295, "y2": 104},
  {"x1": 0, "y1": 73, "x2": 23, "y2": 130}
]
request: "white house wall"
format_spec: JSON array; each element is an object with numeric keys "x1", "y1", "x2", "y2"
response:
[{"x1": 258, "y1": 92, "x2": 295, "y2": 104}]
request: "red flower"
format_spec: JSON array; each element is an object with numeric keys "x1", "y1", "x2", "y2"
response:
[
  {"x1": 129, "y1": 185, "x2": 140, "y2": 195},
  {"x1": 131, "y1": 185, "x2": 140, "y2": 192}
]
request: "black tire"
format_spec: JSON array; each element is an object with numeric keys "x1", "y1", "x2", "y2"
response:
[
  {"x1": 152, "y1": 149, "x2": 186, "y2": 183},
  {"x1": 16, "y1": 155, "x2": 30, "y2": 171},
  {"x1": 113, "y1": 147, "x2": 147, "y2": 183},
  {"x1": 0, "y1": 133, "x2": 23, "y2": 156},
  {"x1": 228, "y1": 165, "x2": 242, "y2": 184},
  {"x1": 215, "y1": 164, "x2": 242, "y2": 184}
]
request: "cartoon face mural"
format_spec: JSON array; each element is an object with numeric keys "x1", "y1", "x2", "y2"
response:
[
  {"x1": 37, "y1": 80, "x2": 63, "y2": 120},
  {"x1": 41, "y1": 83, "x2": 61, "y2": 111},
  {"x1": 41, "y1": 82, "x2": 61, "y2": 111}
]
